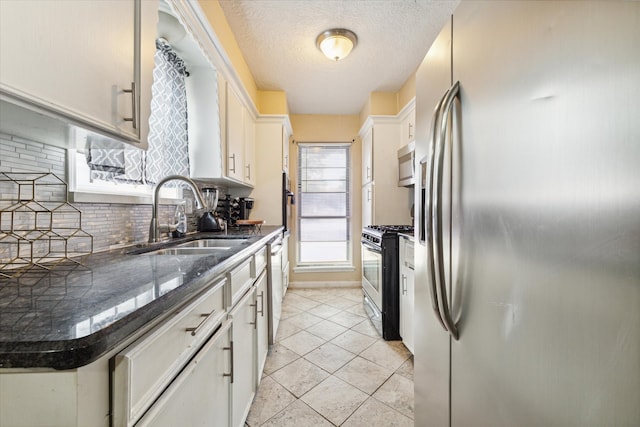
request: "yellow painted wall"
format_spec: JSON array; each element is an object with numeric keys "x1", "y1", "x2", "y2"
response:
[
  {"x1": 369, "y1": 92, "x2": 398, "y2": 115},
  {"x1": 257, "y1": 90, "x2": 289, "y2": 115},
  {"x1": 291, "y1": 114, "x2": 360, "y2": 142},
  {"x1": 288, "y1": 114, "x2": 363, "y2": 285},
  {"x1": 398, "y1": 73, "x2": 416, "y2": 110},
  {"x1": 358, "y1": 96, "x2": 372, "y2": 126},
  {"x1": 197, "y1": 0, "x2": 258, "y2": 108},
  {"x1": 359, "y1": 92, "x2": 396, "y2": 126},
  {"x1": 358, "y1": 80, "x2": 417, "y2": 127}
]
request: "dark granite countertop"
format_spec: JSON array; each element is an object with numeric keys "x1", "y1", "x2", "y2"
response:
[{"x1": 0, "y1": 226, "x2": 283, "y2": 370}]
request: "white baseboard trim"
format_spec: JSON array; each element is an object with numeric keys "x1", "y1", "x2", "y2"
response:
[{"x1": 289, "y1": 281, "x2": 361, "y2": 289}]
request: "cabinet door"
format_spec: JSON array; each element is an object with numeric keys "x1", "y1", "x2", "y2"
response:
[
  {"x1": 255, "y1": 271, "x2": 269, "y2": 383},
  {"x1": 362, "y1": 127, "x2": 373, "y2": 184},
  {"x1": 244, "y1": 111, "x2": 256, "y2": 185},
  {"x1": 187, "y1": 67, "x2": 224, "y2": 179},
  {"x1": 136, "y1": 321, "x2": 232, "y2": 427},
  {"x1": 362, "y1": 182, "x2": 374, "y2": 227},
  {"x1": 399, "y1": 237, "x2": 415, "y2": 354},
  {"x1": 401, "y1": 106, "x2": 416, "y2": 145},
  {"x1": 226, "y1": 86, "x2": 245, "y2": 182},
  {"x1": 0, "y1": 0, "x2": 155, "y2": 146},
  {"x1": 282, "y1": 234, "x2": 290, "y2": 295},
  {"x1": 282, "y1": 124, "x2": 290, "y2": 173},
  {"x1": 112, "y1": 279, "x2": 226, "y2": 426},
  {"x1": 229, "y1": 288, "x2": 256, "y2": 427}
]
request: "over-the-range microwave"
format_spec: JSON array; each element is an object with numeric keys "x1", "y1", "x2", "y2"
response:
[{"x1": 397, "y1": 141, "x2": 415, "y2": 187}]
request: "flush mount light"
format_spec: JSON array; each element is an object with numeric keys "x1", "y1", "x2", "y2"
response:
[{"x1": 316, "y1": 28, "x2": 358, "y2": 61}]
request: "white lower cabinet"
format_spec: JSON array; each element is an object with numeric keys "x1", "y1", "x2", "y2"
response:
[
  {"x1": 112, "y1": 279, "x2": 226, "y2": 426},
  {"x1": 229, "y1": 287, "x2": 257, "y2": 427},
  {"x1": 399, "y1": 235, "x2": 415, "y2": 354},
  {"x1": 136, "y1": 320, "x2": 232, "y2": 427},
  {"x1": 281, "y1": 234, "x2": 290, "y2": 296},
  {"x1": 0, "y1": 244, "x2": 274, "y2": 427},
  {"x1": 255, "y1": 270, "x2": 269, "y2": 384},
  {"x1": 228, "y1": 257, "x2": 254, "y2": 306}
]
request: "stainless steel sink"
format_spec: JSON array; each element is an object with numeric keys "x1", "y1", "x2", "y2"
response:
[
  {"x1": 176, "y1": 239, "x2": 247, "y2": 249},
  {"x1": 147, "y1": 247, "x2": 228, "y2": 256},
  {"x1": 140, "y1": 238, "x2": 249, "y2": 256}
]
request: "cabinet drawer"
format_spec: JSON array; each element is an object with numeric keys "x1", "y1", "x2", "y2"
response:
[
  {"x1": 228, "y1": 257, "x2": 253, "y2": 306},
  {"x1": 136, "y1": 320, "x2": 232, "y2": 427},
  {"x1": 253, "y1": 246, "x2": 267, "y2": 277},
  {"x1": 112, "y1": 278, "x2": 226, "y2": 427}
]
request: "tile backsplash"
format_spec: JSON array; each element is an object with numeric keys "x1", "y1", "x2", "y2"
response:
[{"x1": 0, "y1": 133, "x2": 186, "y2": 254}]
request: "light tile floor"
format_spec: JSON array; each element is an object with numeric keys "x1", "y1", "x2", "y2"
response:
[{"x1": 246, "y1": 287, "x2": 414, "y2": 426}]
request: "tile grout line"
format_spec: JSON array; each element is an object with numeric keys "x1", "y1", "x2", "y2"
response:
[{"x1": 248, "y1": 287, "x2": 414, "y2": 426}]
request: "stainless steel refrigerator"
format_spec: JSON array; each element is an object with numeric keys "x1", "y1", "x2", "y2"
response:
[{"x1": 414, "y1": 2, "x2": 640, "y2": 425}]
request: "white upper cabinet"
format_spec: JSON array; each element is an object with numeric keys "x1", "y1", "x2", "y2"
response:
[
  {"x1": 282, "y1": 124, "x2": 291, "y2": 173},
  {"x1": 187, "y1": 70, "x2": 255, "y2": 188},
  {"x1": 399, "y1": 100, "x2": 416, "y2": 147},
  {"x1": 362, "y1": 182, "x2": 374, "y2": 227},
  {"x1": 362, "y1": 126, "x2": 374, "y2": 185},
  {"x1": 0, "y1": 0, "x2": 157, "y2": 148},
  {"x1": 359, "y1": 117, "x2": 411, "y2": 226},
  {"x1": 226, "y1": 86, "x2": 246, "y2": 183},
  {"x1": 187, "y1": 67, "x2": 225, "y2": 180},
  {"x1": 244, "y1": 109, "x2": 256, "y2": 185},
  {"x1": 251, "y1": 116, "x2": 292, "y2": 225}
]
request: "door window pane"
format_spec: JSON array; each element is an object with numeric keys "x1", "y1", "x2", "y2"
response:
[
  {"x1": 299, "y1": 218, "x2": 347, "y2": 241},
  {"x1": 297, "y1": 144, "x2": 351, "y2": 265}
]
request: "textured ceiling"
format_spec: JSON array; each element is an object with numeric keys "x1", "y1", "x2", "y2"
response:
[{"x1": 218, "y1": 0, "x2": 459, "y2": 115}]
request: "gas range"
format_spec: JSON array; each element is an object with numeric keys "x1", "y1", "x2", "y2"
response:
[
  {"x1": 361, "y1": 224, "x2": 414, "y2": 340},
  {"x1": 365, "y1": 225, "x2": 414, "y2": 233},
  {"x1": 362, "y1": 225, "x2": 414, "y2": 246}
]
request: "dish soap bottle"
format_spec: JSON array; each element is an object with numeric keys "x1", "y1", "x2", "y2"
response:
[{"x1": 172, "y1": 201, "x2": 187, "y2": 238}]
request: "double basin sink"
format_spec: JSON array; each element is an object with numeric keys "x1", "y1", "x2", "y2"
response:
[{"x1": 137, "y1": 237, "x2": 249, "y2": 256}]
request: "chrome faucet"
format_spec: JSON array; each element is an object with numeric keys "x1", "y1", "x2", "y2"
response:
[{"x1": 148, "y1": 175, "x2": 205, "y2": 243}]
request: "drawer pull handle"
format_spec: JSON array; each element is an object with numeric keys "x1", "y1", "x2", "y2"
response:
[
  {"x1": 185, "y1": 310, "x2": 215, "y2": 336},
  {"x1": 257, "y1": 291, "x2": 264, "y2": 316},
  {"x1": 122, "y1": 81, "x2": 138, "y2": 130},
  {"x1": 229, "y1": 154, "x2": 236, "y2": 173},
  {"x1": 223, "y1": 341, "x2": 234, "y2": 383},
  {"x1": 250, "y1": 302, "x2": 257, "y2": 329}
]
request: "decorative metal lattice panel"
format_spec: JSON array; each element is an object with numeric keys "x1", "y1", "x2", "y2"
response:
[{"x1": 0, "y1": 173, "x2": 93, "y2": 278}]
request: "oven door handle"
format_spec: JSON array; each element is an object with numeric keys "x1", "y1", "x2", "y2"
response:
[
  {"x1": 361, "y1": 240, "x2": 382, "y2": 253},
  {"x1": 363, "y1": 293, "x2": 380, "y2": 320}
]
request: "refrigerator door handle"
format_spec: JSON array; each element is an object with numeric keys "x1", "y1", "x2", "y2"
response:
[
  {"x1": 434, "y1": 81, "x2": 460, "y2": 340},
  {"x1": 425, "y1": 90, "x2": 449, "y2": 332}
]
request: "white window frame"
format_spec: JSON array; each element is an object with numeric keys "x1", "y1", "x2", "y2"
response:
[
  {"x1": 67, "y1": 146, "x2": 182, "y2": 204},
  {"x1": 294, "y1": 142, "x2": 354, "y2": 272}
]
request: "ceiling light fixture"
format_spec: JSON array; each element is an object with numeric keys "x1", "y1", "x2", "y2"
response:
[{"x1": 316, "y1": 28, "x2": 358, "y2": 61}]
